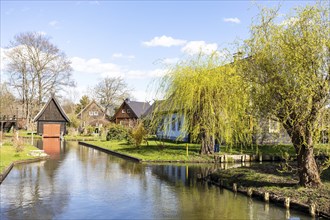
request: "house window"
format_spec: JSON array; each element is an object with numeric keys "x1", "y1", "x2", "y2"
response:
[
  {"x1": 122, "y1": 109, "x2": 126, "y2": 113},
  {"x1": 172, "y1": 117, "x2": 176, "y2": 131},
  {"x1": 269, "y1": 119, "x2": 280, "y2": 133},
  {"x1": 127, "y1": 109, "x2": 130, "y2": 113},
  {"x1": 89, "y1": 111, "x2": 98, "y2": 116}
]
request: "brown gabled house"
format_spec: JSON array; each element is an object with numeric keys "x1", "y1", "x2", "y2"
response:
[
  {"x1": 112, "y1": 98, "x2": 150, "y2": 127},
  {"x1": 34, "y1": 94, "x2": 70, "y2": 137},
  {"x1": 77, "y1": 100, "x2": 110, "y2": 131}
]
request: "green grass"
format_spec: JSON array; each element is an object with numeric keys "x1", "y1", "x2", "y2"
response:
[
  {"x1": 86, "y1": 139, "x2": 214, "y2": 162},
  {"x1": 219, "y1": 143, "x2": 329, "y2": 156},
  {"x1": 86, "y1": 138, "x2": 329, "y2": 162},
  {"x1": 0, "y1": 142, "x2": 41, "y2": 173},
  {"x1": 211, "y1": 163, "x2": 330, "y2": 215},
  {"x1": 4, "y1": 130, "x2": 41, "y2": 139},
  {"x1": 64, "y1": 135, "x2": 103, "y2": 141},
  {"x1": 4, "y1": 130, "x2": 103, "y2": 141}
]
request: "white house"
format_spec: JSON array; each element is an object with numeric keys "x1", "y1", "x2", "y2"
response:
[{"x1": 156, "y1": 113, "x2": 189, "y2": 142}]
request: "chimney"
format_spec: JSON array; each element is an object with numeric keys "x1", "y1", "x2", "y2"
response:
[{"x1": 125, "y1": 98, "x2": 130, "y2": 103}]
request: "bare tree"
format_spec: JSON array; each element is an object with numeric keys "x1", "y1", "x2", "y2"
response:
[
  {"x1": 0, "y1": 83, "x2": 17, "y2": 117},
  {"x1": 5, "y1": 32, "x2": 75, "y2": 124},
  {"x1": 92, "y1": 77, "x2": 131, "y2": 115}
]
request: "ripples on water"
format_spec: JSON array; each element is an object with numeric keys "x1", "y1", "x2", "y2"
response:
[{"x1": 0, "y1": 141, "x2": 310, "y2": 219}]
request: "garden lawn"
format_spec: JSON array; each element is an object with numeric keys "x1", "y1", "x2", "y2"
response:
[
  {"x1": 86, "y1": 140, "x2": 214, "y2": 162},
  {"x1": 210, "y1": 163, "x2": 330, "y2": 215},
  {"x1": 0, "y1": 143, "x2": 41, "y2": 173},
  {"x1": 86, "y1": 139, "x2": 329, "y2": 162},
  {"x1": 218, "y1": 143, "x2": 329, "y2": 156}
]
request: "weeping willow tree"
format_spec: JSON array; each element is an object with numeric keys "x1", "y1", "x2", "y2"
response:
[
  {"x1": 152, "y1": 54, "x2": 251, "y2": 154},
  {"x1": 238, "y1": 3, "x2": 329, "y2": 187}
]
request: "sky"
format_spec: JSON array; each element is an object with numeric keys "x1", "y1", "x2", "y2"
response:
[{"x1": 0, "y1": 0, "x2": 317, "y2": 103}]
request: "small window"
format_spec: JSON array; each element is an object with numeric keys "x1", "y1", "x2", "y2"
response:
[
  {"x1": 127, "y1": 109, "x2": 130, "y2": 113},
  {"x1": 122, "y1": 109, "x2": 126, "y2": 113},
  {"x1": 89, "y1": 111, "x2": 93, "y2": 116},
  {"x1": 94, "y1": 111, "x2": 98, "y2": 116}
]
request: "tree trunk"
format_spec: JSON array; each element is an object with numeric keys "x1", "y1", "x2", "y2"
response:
[
  {"x1": 296, "y1": 144, "x2": 322, "y2": 187},
  {"x1": 200, "y1": 131, "x2": 214, "y2": 154},
  {"x1": 284, "y1": 122, "x2": 322, "y2": 187}
]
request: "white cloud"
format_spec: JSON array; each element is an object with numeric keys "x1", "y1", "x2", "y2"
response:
[
  {"x1": 70, "y1": 56, "x2": 166, "y2": 79},
  {"x1": 181, "y1": 41, "x2": 218, "y2": 55},
  {"x1": 49, "y1": 20, "x2": 59, "y2": 27},
  {"x1": 143, "y1": 35, "x2": 187, "y2": 47},
  {"x1": 70, "y1": 57, "x2": 123, "y2": 77},
  {"x1": 112, "y1": 53, "x2": 135, "y2": 59},
  {"x1": 224, "y1": 17, "x2": 241, "y2": 24},
  {"x1": 126, "y1": 68, "x2": 167, "y2": 79}
]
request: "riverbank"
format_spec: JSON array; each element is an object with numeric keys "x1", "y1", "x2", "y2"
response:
[
  {"x1": 84, "y1": 140, "x2": 215, "y2": 162},
  {"x1": 206, "y1": 163, "x2": 330, "y2": 217},
  {"x1": 0, "y1": 142, "x2": 48, "y2": 183},
  {"x1": 83, "y1": 140, "x2": 329, "y2": 163}
]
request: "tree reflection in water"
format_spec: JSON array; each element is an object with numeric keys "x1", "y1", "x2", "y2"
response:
[{"x1": 1, "y1": 142, "x2": 311, "y2": 220}]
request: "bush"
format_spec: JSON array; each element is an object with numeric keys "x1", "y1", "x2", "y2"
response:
[
  {"x1": 106, "y1": 124, "x2": 129, "y2": 141},
  {"x1": 13, "y1": 137, "x2": 25, "y2": 153},
  {"x1": 86, "y1": 126, "x2": 95, "y2": 136},
  {"x1": 131, "y1": 122, "x2": 148, "y2": 147}
]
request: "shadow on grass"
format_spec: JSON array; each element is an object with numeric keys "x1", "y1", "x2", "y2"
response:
[{"x1": 217, "y1": 168, "x2": 298, "y2": 188}]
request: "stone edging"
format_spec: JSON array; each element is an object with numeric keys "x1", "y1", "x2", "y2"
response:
[
  {"x1": 78, "y1": 141, "x2": 142, "y2": 162},
  {"x1": 204, "y1": 175, "x2": 330, "y2": 218},
  {"x1": 0, "y1": 156, "x2": 49, "y2": 184}
]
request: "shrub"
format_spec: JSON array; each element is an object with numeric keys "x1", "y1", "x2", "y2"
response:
[
  {"x1": 86, "y1": 126, "x2": 94, "y2": 136},
  {"x1": 106, "y1": 124, "x2": 129, "y2": 141},
  {"x1": 13, "y1": 137, "x2": 25, "y2": 153},
  {"x1": 131, "y1": 122, "x2": 148, "y2": 147}
]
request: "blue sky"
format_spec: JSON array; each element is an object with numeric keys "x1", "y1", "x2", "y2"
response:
[{"x1": 0, "y1": 0, "x2": 316, "y2": 102}]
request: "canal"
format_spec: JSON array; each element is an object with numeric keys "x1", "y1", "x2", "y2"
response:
[{"x1": 1, "y1": 141, "x2": 311, "y2": 219}]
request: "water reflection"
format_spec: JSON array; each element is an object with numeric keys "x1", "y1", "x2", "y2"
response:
[
  {"x1": 37, "y1": 138, "x2": 64, "y2": 159},
  {"x1": 1, "y1": 142, "x2": 311, "y2": 220}
]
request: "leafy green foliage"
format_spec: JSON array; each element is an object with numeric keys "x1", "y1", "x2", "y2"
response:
[
  {"x1": 130, "y1": 122, "x2": 148, "y2": 147},
  {"x1": 238, "y1": 2, "x2": 329, "y2": 187},
  {"x1": 75, "y1": 95, "x2": 91, "y2": 114},
  {"x1": 106, "y1": 124, "x2": 129, "y2": 141},
  {"x1": 153, "y1": 53, "x2": 252, "y2": 154}
]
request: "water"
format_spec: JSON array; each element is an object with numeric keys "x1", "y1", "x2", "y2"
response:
[{"x1": 1, "y1": 141, "x2": 311, "y2": 219}]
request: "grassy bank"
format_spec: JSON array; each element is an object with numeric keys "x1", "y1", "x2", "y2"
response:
[
  {"x1": 209, "y1": 163, "x2": 330, "y2": 216},
  {"x1": 0, "y1": 142, "x2": 42, "y2": 173},
  {"x1": 85, "y1": 140, "x2": 214, "y2": 162},
  {"x1": 86, "y1": 138, "x2": 329, "y2": 162},
  {"x1": 218, "y1": 143, "x2": 329, "y2": 156}
]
